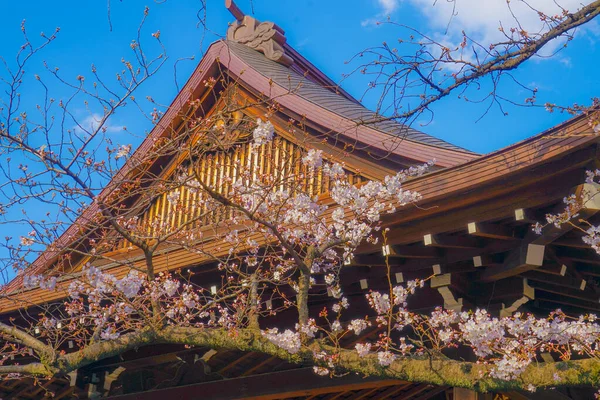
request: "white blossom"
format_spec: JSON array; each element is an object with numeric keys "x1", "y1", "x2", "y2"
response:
[
  {"x1": 296, "y1": 319, "x2": 319, "y2": 338},
  {"x1": 100, "y1": 327, "x2": 120, "y2": 340},
  {"x1": 262, "y1": 328, "x2": 301, "y2": 354},
  {"x1": 20, "y1": 236, "x2": 34, "y2": 246},
  {"x1": 377, "y1": 351, "x2": 396, "y2": 366},
  {"x1": 115, "y1": 271, "x2": 144, "y2": 298},
  {"x1": 348, "y1": 319, "x2": 369, "y2": 335},
  {"x1": 302, "y1": 149, "x2": 323, "y2": 170},
  {"x1": 583, "y1": 225, "x2": 600, "y2": 254},
  {"x1": 252, "y1": 118, "x2": 274, "y2": 147},
  {"x1": 166, "y1": 190, "x2": 180, "y2": 205},
  {"x1": 355, "y1": 343, "x2": 371, "y2": 357},
  {"x1": 115, "y1": 144, "x2": 131, "y2": 160},
  {"x1": 23, "y1": 275, "x2": 57, "y2": 291},
  {"x1": 331, "y1": 320, "x2": 342, "y2": 332}
]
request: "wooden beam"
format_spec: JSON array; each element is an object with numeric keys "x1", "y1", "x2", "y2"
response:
[
  {"x1": 483, "y1": 183, "x2": 600, "y2": 282},
  {"x1": 576, "y1": 264, "x2": 600, "y2": 277},
  {"x1": 535, "y1": 298, "x2": 600, "y2": 315},
  {"x1": 527, "y1": 280, "x2": 600, "y2": 304},
  {"x1": 474, "y1": 278, "x2": 534, "y2": 302},
  {"x1": 505, "y1": 391, "x2": 533, "y2": 400},
  {"x1": 413, "y1": 386, "x2": 451, "y2": 400},
  {"x1": 350, "y1": 254, "x2": 388, "y2": 266},
  {"x1": 500, "y1": 296, "x2": 531, "y2": 318},
  {"x1": 240, "y1": 355, "x2": 277, "y2": 377},
  {"x1": 372, "y1": 169, "x2": 588, "y2": 251},
  {"x1": 532, "y1": 183, "x2": 600, "y2": 247},
  {"x1": 387, "y1": 245, "x2": 442, "y2": 259},
  {"x1": 553, "y1": 237, "x2": 592, "y2": 249},
  {"x1": 217, "y1": 351, "x2": 256, "y2": 375},
  {"x1": 545, "y1": 247, "x2": 600, "y2": 294},
  {"x1": 376, "y1": 383, "x2": 412, "y2": 400},
  {"x1": 472, "y1": 254, "x2": 496, "y2": 268},
  {"x1": 104, "y1": 366, "x2": 126, "y2": 394},
  {"x1": 557, "y1": 246, "x2": 600, "y2": 265},
  {"x1": 105, "y1": 368, "x2": 404, "y2": 400},
  {"x1": 536, "y1": 293, "x2": 600, "y2": 312},
  {"x1": 20, "y1": 378, "x2": 58, "y2": 398},
  {"x1": 467, "y1": 222, "x2": 517, "y2": 240},
  {"x1": 480, "y1": 243, "x2": 545, "y2": 282},
  {"x1": 5, "y1": 379, "x2": 37, "y2": 399},
  {"x1": 344, "y1": 387, "x2": 379, "y2": 400},
  {"x1": 53, "y1": 386, "x2": 76, "y2": 400},
  {"x1": 396, "y1": 384, "x2": 432, "y2": 398},
  {"x1": 538, "y1": 264, "x2": 568, "y2": 276},
  {"x1": 522, "y1": 271, "x2": 589, "y2": 292},
  {"x1": 423, "y1": 234, "x2": 479, "y2": 249},
  {"x1": 453, "y1": 387, "x2": 493, "y2": 400}
]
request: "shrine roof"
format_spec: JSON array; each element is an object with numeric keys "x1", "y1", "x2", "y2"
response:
[{"x1": 224, "y1": 40, "x2": 475, "y2": 154}]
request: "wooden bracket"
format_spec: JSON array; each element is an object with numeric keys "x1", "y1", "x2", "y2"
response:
[
  {"x1": 431, "y1": 273, "x2": 463, "y2": 311},
  {"x1": 103, "y1": 366, "x2": 126, "y2": 392},
  {"x1": 68, "y1": 370, "x2": 78, "y2": 387},
  {"x1": 500, "y1": 279, "x2": 534, "y2": 317}
]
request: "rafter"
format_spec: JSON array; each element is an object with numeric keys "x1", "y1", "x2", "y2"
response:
[
  {"x1": 467, "y1": 222, "x2": 517, "y2": 241},
  {"x1": 423, "y1": 234, "x2": 479, "y2": 249},
  {"x1": 106, "y1": 367, "x2": 404, "y2": 400}
]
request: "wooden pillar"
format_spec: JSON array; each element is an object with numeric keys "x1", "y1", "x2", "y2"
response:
[{"x1": 454, "y1": 387, "x2": 494, "y2": 400}]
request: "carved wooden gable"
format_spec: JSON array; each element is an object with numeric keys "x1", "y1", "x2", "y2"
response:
[{"x1": 112, "y1": 122, "x2": 367, "y2": 252}]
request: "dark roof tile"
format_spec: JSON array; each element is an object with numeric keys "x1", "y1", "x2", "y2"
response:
[{"x1": 225, "y1": 41, "x2": 475, "y2": 154}]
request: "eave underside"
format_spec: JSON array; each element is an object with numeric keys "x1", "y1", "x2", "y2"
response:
[{"x1": 1, "y1": 345, "x2": 594, "y2": 399}]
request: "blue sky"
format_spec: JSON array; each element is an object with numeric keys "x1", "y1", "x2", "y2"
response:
[{"x1": 1, "y1": 0, "x2": 598, "y2": 154}]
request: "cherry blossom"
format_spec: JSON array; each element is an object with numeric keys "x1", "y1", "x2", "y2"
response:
[
  {"x1": 262, "y1": 328, "x2": 301, "y2": 354},
  {"x1": 302, "y1": 149, "x2": 323, "y2": 170},
  {"x1": 115, "y1": 144, "x2": 131, "y2": 160},
  {"x1": 348, "y1": 319, "x2": 369, "y2": 335},
  {"x1": 355, "y1": 343, "x2": 371, "y2": 357},
  {"x1": 377, "y1": 351, "x2": 396, "y2": 366},
  {"x1": 251, "y1": 118, "x2": 274, "y2": 147}
]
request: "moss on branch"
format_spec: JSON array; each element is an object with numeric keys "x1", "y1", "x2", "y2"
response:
[
  {"x1": 15, "y1": 326, "x2": 600, "y2": 392},
  {"x1": 152, "y1": 327, "x2": 600, "y2": 392}
]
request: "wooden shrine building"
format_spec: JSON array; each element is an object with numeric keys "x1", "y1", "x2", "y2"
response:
[{"x1": 1, "y1": 1, "x2": 600, "y2": 399}]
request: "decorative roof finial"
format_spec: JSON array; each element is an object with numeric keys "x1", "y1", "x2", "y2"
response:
[
  {"x1": 224, "y1": 0, "x2": 293, "y2": 66},
  {"x1": 225, "y1": 0, "x2": 245, "y2": 21}
]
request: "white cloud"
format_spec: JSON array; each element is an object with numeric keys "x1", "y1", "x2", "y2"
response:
[
  {"x1": 361, "y1": 18, "x2": 379, "y2": 28},
  {"x1": 558, "y1": 56, "x2": 573, "y2": 67},
  {"x1": 581, "y1": 19, "x2": 600, "y2": 45},
  {"x1": 362, "y1": 0, "x2": 401, "y2": 27},
  {"x1": 379, "y1": 0, "x2": 400, "y2": 15},
  {"x1": 410, "y1": 0, "x2": 586, "y2": 58},
  {"x1": 294, "y1": 38, "x2": 310, "y2": 50},
  {"x1": 73, "y1": 113, "x2": 122, "y2": 135}
]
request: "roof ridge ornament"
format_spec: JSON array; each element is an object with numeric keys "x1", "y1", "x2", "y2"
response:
[{"x1": 225, "y1": 0, "x2": 294, "y2": 66}]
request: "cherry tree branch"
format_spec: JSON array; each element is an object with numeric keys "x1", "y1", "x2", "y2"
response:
[
  {"x1": 0, "y1": 322, "x2": 54, "y2": 360},
  {"x1": 349, "y1": 1, "x2": 600, "y2": 124},
  {"x1": 50, "y1": 326, "x2": 600, "y2": 392}
]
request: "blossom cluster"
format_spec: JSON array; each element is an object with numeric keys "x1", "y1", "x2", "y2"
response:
[
  {"x1": 262, "y1": 328, "x2": 301, "y2": 354},
  {"x1": 534, "y1": 170, "x2": 600, "y2": 256},
  {"x1": 251, "y1": 119, "x2": 274, "y2": 147},
  {"x1": 23, "y1": 274, "x2": 57, "y2": 290}
]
